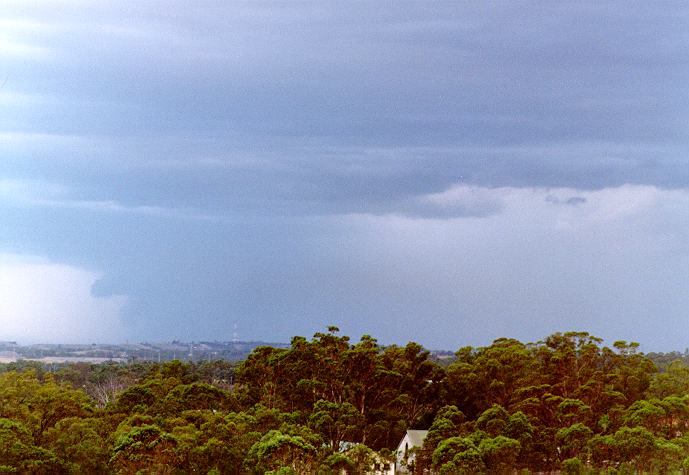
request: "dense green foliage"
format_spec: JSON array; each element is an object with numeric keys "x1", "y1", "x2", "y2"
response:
[{"x1": 1, "y1": 329, "x2": 689, "y2": 473}]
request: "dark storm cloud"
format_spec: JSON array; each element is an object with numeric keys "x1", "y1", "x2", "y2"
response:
[{"x1": 4, "y1": 2, "x2": 688, "y2": 210}]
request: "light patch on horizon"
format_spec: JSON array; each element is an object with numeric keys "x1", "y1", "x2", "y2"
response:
[{"x1": 0, "y1": 255, "x2": 126, "y2": 343}]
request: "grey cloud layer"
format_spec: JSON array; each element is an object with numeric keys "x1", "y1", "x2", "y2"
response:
[{"x1": 3, "y1": 2, "x2": 688, "y2": 212}]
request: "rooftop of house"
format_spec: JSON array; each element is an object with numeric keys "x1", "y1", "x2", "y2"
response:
[{"x1": 404, "y1": 430, "x2": 429, "y2": 448}]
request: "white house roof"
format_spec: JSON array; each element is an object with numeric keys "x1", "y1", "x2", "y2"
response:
[{"x1": 405, "y1": 430, "x2": 429, "y2": 448}]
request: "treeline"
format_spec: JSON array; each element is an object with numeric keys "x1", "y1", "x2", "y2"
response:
[{"x1": 1, "y1": 329, "x2": 689, "y2": 473}]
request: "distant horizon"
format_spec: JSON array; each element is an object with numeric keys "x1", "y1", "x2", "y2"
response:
[{"x1": 2, "y1": 330, "x2": 685, "y2": 355}]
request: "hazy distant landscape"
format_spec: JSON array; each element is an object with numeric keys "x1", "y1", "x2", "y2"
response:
[{"x1": 0, "y1": 340, "x2": 289, "y2": 365}]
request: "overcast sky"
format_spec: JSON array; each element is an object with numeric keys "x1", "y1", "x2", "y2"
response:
[{"x1": 1, "y1": 1, "x2": 688, "y2": 350}]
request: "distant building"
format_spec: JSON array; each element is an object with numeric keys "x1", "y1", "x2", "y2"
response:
[{"x1": 394, "y1": 430, "x2": 429, "y2": 474}]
